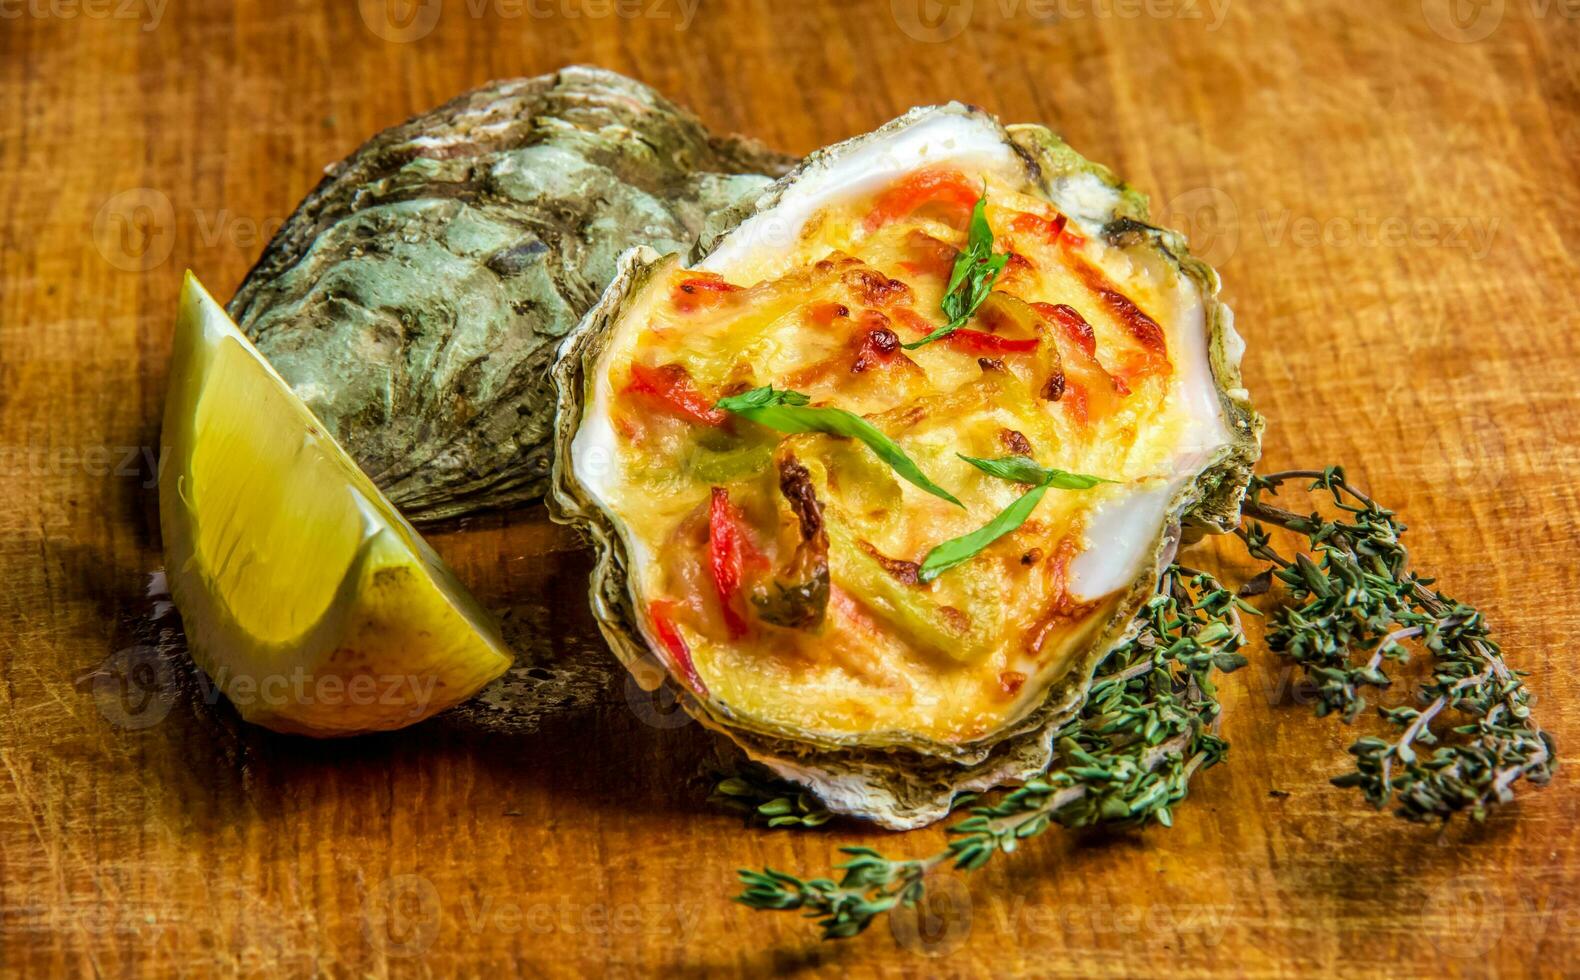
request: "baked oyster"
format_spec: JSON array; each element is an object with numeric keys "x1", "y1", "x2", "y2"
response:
[
  {"x1": 551, "y1": 104, "x2": 1262, "y2": 829},
  {"x1": 230, "y1": 66, "x2": 793, "y2": 523}
]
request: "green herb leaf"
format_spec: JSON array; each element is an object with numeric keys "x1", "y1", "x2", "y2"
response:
[
  {"x1": 716, "y1": 386, "x2": 810, "y2": 411},
  {"x1": 958, "y1": 454, "x2": 1113, "y2": 490},
  {"x1": 716, "y1": 386, "x2": 962, "y2": 507},
  {"x1": 915, "y1": 456, "x2": 1112, "y2": 582},
  {"x1": 1237, "y1": 469, "x2": 1554, "y2": 822},
  {"x1": 903, "y1": 192, "x2": 1008, "y2": 350},
  {"x1": 733, "y1": 564, "x2": 1250, "y2": 941},
  {"x1": 710, "y1": 765, "x2": 835, "y2": 831},
  {"x1": 735, "y1": 464, "x2": 1557, "y2": 945},
  {"x1": 918, "y1": 482, "x2": 1050, "y2": 582}
]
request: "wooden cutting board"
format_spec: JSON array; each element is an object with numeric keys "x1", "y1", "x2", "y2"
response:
[{"x1": 3, "y1": 1, "x2": 1577, "y2": 975}]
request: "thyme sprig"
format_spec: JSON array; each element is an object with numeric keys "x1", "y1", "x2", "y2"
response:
[
  {"x1": 734, "y1": 565, "x2": 1249, "y2": 940},
  {"x1": 1237, "y1": 467, "x2": 1555, "y2": 821},
  {"x1": 712, "y1": 765, "x2": 834, "y2": 829},
  {"x1": 727, "y1": 467, "x2": 1555, "y2": 942}
]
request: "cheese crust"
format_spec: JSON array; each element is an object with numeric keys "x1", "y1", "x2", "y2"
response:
[{"x1": 575, "y1": 166, "x2": 1231, "y2": 744}]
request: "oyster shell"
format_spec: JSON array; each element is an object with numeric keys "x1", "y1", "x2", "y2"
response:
[
  {"x1": 229, "y1": 66, "x2": 794, "y2": 523},
  {"x1": 552, "y1": 104, "x2": 1262, "y2": 829}
]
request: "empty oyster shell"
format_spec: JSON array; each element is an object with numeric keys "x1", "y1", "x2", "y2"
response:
[
  {"x1": 550, "y1": 104, "x2": 1262, "y2": 829},
  {"x1": 230, "y1": 66, "x2": 794, "y2": 523}
]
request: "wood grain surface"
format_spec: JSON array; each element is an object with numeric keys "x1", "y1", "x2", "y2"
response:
[{"x1": 3, "y1": 0, "x2": 1578, "y2": 975}]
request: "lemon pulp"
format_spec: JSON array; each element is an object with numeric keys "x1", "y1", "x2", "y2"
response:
[{"x1": 160, "y1": 273, "x2": 512, "y2": 735}]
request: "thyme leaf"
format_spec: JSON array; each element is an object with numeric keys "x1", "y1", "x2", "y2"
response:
[
  {"x1": 728, "y1": 464, "x2": 1557, "y2": 944},
  {"x1": 717, "y1": 385, "x2": 962, "y2": 507},
  {"x1": 733, "y1": 565, "x2": 1248, "y2": 940},
  {"x1": 711, "y1": 765, "x2": 834, "y2": 829},
  {"x1": 902, "y1": 192, "x2": 1009, "y2": 350},
  {"x1": 1236, "y1": 466, "x2": 1556, "y2": 821}
]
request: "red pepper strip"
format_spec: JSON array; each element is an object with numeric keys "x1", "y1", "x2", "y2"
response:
[
  {"x1": 891, "y1": 307, "x2": 1037, "y2": 354},
  {"x1": 1031, "y1": 302, "x2": 1097, "y2": 357},
  {"x1": 1069, "y1": 257, "x2": 1170, "y2": 361},
  {"x1": 1010, "y1": 211, "x2": 1069, "y2": 246},
  {"x1": 707, "y1": 487, "x2": 763, "y2": 639},
  {"x1": 901, "y1": 230, "x2": 959, "y2": 279},
  {"x1": 944, "y1": 328, "x2": 1040, "y2": 354},
  {"x1": 666, "y1": 275, "x2": 739, "y2": 314},
  {"x1": 999, "y1": 251, "x2": 1037, "y2": 283},
  {"x1": 1062, "y1": 381, "x2": 1090, "y2": 427},
  {"x1": 804, "y1": 300, "x2": 851, "y2": 328},
  {"x1": 672, "y1": 274, "x2": 743, "y2": 313},
  {"x1": 648, "y1": 600, "x2": 707, "y2": 695},
  {"x1": 1109, "y1": 349, "x2": 1176, "y2": 393},
  {"x1": 892, "y1": 307, "x2": 938, "y2": 337},
  {"x1": 864, "y1": 170, "x2": 980, "y2": 231},
  {"x1": 677, "y1": 275, "x2": 741, "y2": 294},
  {"x1": 624, "y1": 362, "x2": 727, "y2": 426}
]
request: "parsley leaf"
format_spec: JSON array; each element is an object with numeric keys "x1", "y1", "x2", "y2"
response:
[{"x1": 903, "y1": 192, "x2": 1009, "y2": 350}]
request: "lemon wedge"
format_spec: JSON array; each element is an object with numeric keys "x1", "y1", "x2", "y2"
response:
[{"x1": 159, "y1": 273, "x2": 512, "y2": 736}]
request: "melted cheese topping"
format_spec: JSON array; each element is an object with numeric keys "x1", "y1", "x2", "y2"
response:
[{"x1": 576, "y1": 166, "x2": 1229, "y2": 745}]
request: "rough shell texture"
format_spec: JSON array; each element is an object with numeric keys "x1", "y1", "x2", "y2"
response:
[
  {"x1": 229, "y1": 66, "x2": 795, "y2": 524},
  {"x1": 551, "y1": 105, "x2": 1263, "y2": 830}
]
